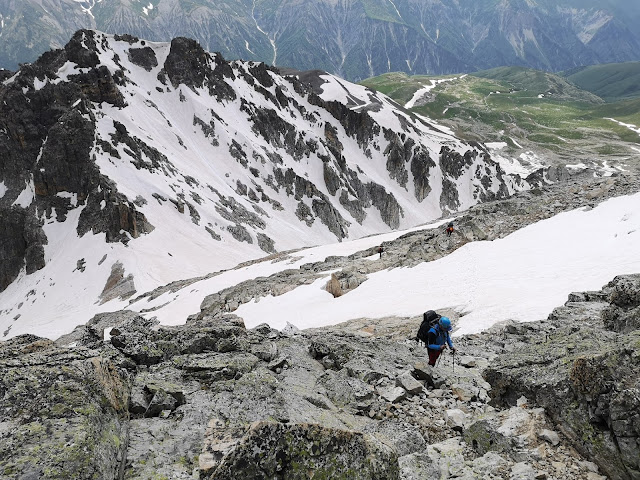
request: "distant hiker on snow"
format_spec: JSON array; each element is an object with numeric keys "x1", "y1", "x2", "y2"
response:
[
  {"x1": 377, "y1": 246, "x2": 384, "y2": 258},
  {"x1": 445, "y1": 222, "x2": 454, "y2": 237},
  {"x1": 427, "y1": 316, "x2": 455, "y2": 366}
]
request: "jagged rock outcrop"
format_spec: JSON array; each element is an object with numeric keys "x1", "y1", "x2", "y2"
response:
[
  {"x1": 0, "y1": 335, "x2": 129, "y2": 479},
  {"x1": 0, "y1": 206, "x2": 46, "y2": 291},
  {"x1": 485, "y1": 275, "x2": 640, "y2": 480},
  {"x1": 201, "y1": 421, "x2": 399, "y2": 479}
]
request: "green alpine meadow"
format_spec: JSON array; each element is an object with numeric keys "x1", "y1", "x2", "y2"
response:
[{"x1": 361, "y1": 64, "x2": 640, "y2": 168}]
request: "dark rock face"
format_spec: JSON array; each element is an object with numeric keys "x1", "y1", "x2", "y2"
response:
[
  {"x1": 160, "y1": 37, "x2": 236, "y2": 101},
  {"x1": 256, "y1": 232, "x2": 276, "y2": 254},
  {"x1": 602, "y1": 275, "x2": 640, "y2": 333},
  {"x1": 77, "y1": 179, "x2": 155, "y2": 243},
  {"x1": 99, "y1": 262, "x2": 136, "y2": 303},
  {"x1": 439, "y1": 146, "x2": 475, "y2": 212},
  {"x1": 323, "y1": 162, "x2": 342, "y2": 196},
  {"x1": 312, "y1": 198, "x2": 350, "y2": 240},
  {"x1": 33, "y1": 109, "x2": 97, "y2": 199},
  {"x1": 312, "y1": 96, "x2": 380, "y2": 152},
  {"x1": 485, "y1": 274, "x2": 640, "y2": 480},
  {"x1": 0, "y1": 207, "x2": 46, "y2": 290},
  {"x1": 383, "y1": 130, "x2": 411, "y2": 188},
  {"x1": 109, "y1": 120, "x2": 176, "y2": 175},
  {"x1": 161, "y1": 37, "x2": 211, "y2": 91},
  {"x1": 227, "y1": 224, "x2": 253, "y2": 244},
  {"x1": 366, "y1": 183, "x2": 402, "y2": 230},
  {"x1": 70, "y1": 65, "x2": 126, "y2": 107},
  {"x1": 273, "y1": 166, "x2": 353, "y2": 240},
  {"x1": 64, "y1": 29, "x2": 100, "y2": 69},
  {"x1": 127, "y1": 46, "x2": 158, "y2": 71},
  {"x1": 410, "y1": 147, "x2": 436, "y2": 202}
]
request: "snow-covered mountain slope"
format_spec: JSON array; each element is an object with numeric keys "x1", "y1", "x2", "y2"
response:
[
  {"x1": 4, "y1": 180, "x2": 639, "y2": 341},
  {"x1": 0, "y1": 30, "x2": 537, "y2": 339}
]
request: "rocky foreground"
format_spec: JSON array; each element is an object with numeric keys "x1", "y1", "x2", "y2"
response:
[
  {"x1": 0, "y1": 269, "x2": 638, "y2": 479},
  {"x1": 1, "y1": 171, "x2": 640, "y2": 479}
]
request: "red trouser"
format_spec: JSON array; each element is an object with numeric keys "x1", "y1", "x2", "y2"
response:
[{"x1": 428, "y1": 348, "x2": 443, "y2": 366}]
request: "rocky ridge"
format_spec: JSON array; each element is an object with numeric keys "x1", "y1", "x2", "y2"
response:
[{"x1": 1, "y1": 274, "x2": 637, "y2": 479}]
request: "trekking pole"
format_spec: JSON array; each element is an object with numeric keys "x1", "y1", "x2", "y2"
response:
[{"x1": 452, "y1": 349, "x2": 455, "y2": 373}]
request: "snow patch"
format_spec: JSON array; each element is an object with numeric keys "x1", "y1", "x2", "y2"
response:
[
  {"x1": 2, "y1": 71, "x2": 19, "y2": 86},
  {"x1": 53, "y1": 61, "x2": 88, "y2": 84},
  {"x1": 485, "y1": 142, "x2": 508, "y2": 150},
  {"x1": 34, "y1": 77, "x2": 48, "y2": 91},
  {"x1": 566, "y1": 163, "x2": 588, "y2": 170},
  {"x1": 104, "y1": 326, "x2": 115, "y2": 342},
  {"x1": 387, "y1": 0, "x2": 402, "y2": 20},
  {"x1": 606, "y1": 117, "x2": 640, "y2": 136},
  {"x1": 488, "y1": 150, "x2": 544, "y2": 177},
  {"x1": 0, "y1": 181, "x2": 6, "y2": 198},
  {"x1": 57, "y1": 191, "x2": 78, "y2": 207},
  {"x1": 12, "y1": 179, "x2": 35, "y2": 208},
  {"x1": 130, "y1": 218, "x2": 450, "y2": 328},
  {"x1": 404, "y1": 75, "x2": 466, "y2": 109},
  {"x1": 601, "y1": 161, "x2": 627, "y2": 176}
]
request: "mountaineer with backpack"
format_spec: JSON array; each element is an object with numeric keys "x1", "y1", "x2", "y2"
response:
[
  {"x1": 416, "y1": 311, "x2": 456, "y2": 366},
  {"x1": 445, "y1": 221, "x2": 454, "y2": 236},
  {"x1": 427, "y1": 316, "x2": 455, "y2": 365}
]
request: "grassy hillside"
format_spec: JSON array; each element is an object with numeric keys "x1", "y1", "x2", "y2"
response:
[
  {"x1": 563, "y1": 62, "x2": 640, "y2": 102},
  {"x1": 360, "y1": 67, "x2": 640, "y2": 168},
  {"x1": 473, "y1": 67, "x2": 604, "y2": 104}
]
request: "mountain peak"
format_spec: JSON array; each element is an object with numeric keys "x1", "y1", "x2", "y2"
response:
[{"x1": 0, "y1": 29, "x2": 542, "y2": 338}]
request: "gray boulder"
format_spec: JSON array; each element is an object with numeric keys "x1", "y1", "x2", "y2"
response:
[
  {"x1": 485, "y1": 275, "x2": 640, "y2": 480},
  {"x1": 201, "y1": 421, "x2": 399, "y2": 479}
]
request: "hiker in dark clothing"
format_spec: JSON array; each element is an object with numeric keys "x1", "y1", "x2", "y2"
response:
[
  {"x1": 427, "y1": 316, "x2": 455, "y2": 366},
  {"x1": 445, "y1": 222, "x2": 454, "y2": 236},
  {"x1": 377, "y1": 246, "x2": 383, "y2": 258}
]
